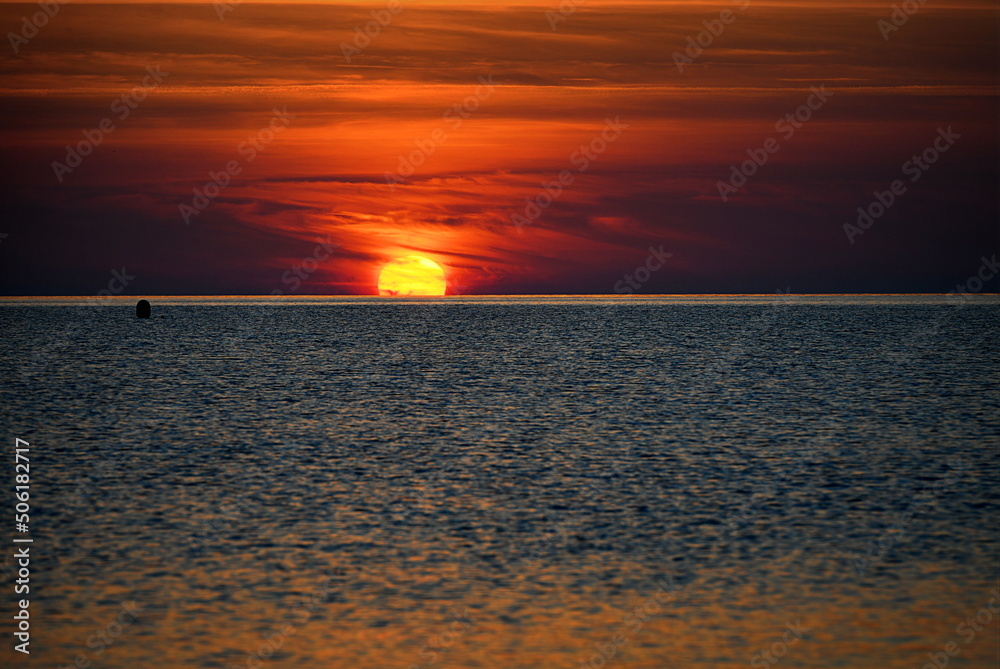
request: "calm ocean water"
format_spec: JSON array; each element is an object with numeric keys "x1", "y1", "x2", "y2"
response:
[{"x1": 1, "y1": 295, "x2": 997, "y2": 668}]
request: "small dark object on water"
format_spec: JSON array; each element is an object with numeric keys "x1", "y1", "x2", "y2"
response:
[{"x1": 136, "y1": 300, "x2": 151, "y2": 318}]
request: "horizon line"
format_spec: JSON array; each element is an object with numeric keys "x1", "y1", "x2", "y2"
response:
[{"x1": 2, "y1": 293, "x2": 998, "y2": 299}]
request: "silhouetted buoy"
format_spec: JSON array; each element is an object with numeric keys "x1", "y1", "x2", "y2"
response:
[{"x1": 136, "y1": 299, "x2": 151, "y2": 318}]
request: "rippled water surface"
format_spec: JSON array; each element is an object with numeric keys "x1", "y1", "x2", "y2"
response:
[{"x1": 1, "y1": 296, "x2": 998, "y2": 668}]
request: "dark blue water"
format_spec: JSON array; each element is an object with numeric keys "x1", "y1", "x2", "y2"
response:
[{"x1": 1, "y1": 296, "x2": 997, "y2": 668}]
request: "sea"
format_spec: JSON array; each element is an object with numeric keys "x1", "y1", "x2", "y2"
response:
[{"x1": 0, "y1": 295, "x2": 997, "y2": 668}]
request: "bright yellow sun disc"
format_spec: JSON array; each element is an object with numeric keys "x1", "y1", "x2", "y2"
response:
[{"x1": 377, "y1": 255, "x2": 447, "y2": 296}]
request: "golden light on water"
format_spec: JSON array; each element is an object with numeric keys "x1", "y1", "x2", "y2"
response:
[{"x1": 377, "y1": 255, "x2": 447, "y2": 296}]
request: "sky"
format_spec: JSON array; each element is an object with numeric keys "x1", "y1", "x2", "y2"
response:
[{"x1": 0, "y1": 0, "x2": 997, "y2": 295}]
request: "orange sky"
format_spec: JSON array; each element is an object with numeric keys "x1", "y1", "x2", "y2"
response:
[{"x1": 1, "y1": 1, "x2": 997, "y2": 294}]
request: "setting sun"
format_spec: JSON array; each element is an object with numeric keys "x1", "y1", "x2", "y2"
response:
[{"x1": 377, "y1": 255, "x2": 447, "y2": 296}]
